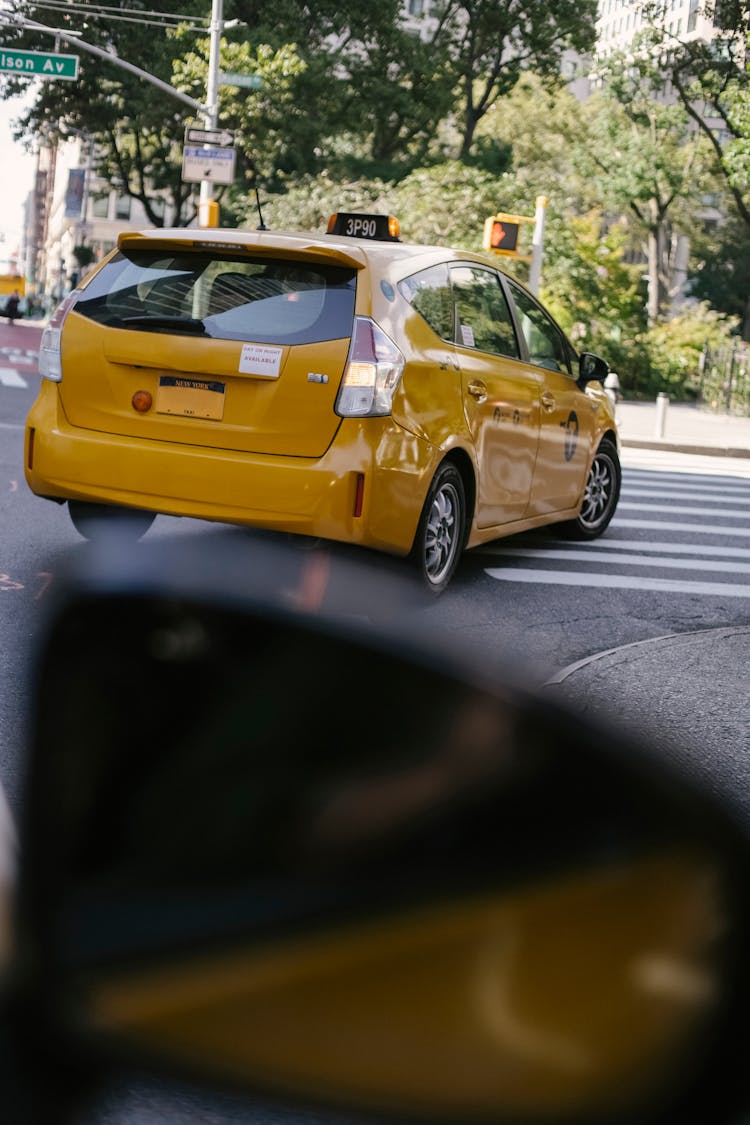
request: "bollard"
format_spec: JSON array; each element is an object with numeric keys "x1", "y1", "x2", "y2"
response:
[
  {"x1": 655, "y1": 392, "x2": 669, "y2": 438},
  {"x1": 604, "y1": 371, "x2": 621, "y2": 415}
]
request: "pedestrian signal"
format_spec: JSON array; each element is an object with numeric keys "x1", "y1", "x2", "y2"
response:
[{"x1": 484, "y1": 217, "x2": 520, "y2": 254}]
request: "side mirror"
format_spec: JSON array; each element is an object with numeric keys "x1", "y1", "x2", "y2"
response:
[
  {"x1": 579, "y1": 351, "x2": 610, "y2": 386},
  {"x1": 5, "y1": 539, "x2": 750, "y2": 1125}
]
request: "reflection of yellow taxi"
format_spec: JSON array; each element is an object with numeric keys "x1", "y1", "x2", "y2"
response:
[{"x1": 26, "y1": 213, "x2": 619, "y2": 591}]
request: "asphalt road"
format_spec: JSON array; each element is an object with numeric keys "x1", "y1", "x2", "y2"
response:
[
  {"x1": 3, "y1": 318, "x2": 750, "y2": 799},
  {"x1": 3, "y1": 318, "x2": 750, "y2": 1122}
]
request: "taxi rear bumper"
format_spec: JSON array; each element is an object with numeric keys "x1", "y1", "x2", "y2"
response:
[{"x1": 25, "y1": 383, "x2": 436, "y2": 555}]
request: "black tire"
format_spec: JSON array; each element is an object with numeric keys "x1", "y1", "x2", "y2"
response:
[
  {"x1": 410, "y1": 462, "x2": 466, "y2": 594},
  {"x1": 68, "y1": 501, "x2": 156, "y2": 541},
  {"x1": 560, "y1": 438, "x2": 621, "y2": 540}
]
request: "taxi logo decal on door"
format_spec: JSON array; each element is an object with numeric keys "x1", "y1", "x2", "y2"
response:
[{"x1": 561, "y1": 411, "x2": 579, "y2": 461}]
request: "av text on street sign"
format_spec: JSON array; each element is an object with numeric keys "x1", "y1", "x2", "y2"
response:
[
  {"x1": 184, "y1": 126, "x2": 235, "y2": 148},
  {"x1": 219, "y1": 71, "x2": 263, "y2": 89},
  {"x1": 182, "y1": 145, "x2": 236, "y2": 186},
  {"x1": 0, "y1": 47, "x2": 79, "y2": 80}
]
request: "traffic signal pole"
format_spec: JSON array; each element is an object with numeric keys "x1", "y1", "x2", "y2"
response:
[{"x1": 528, "y1": 195, "x2": 548, "y2": 296}]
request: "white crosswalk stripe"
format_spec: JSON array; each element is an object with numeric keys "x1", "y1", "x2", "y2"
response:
[
  {"x1": 481, "y1": 464, "x2": 750, "y2": 599},
  {"x1": 0, "y1": 368, "x2": 27, "y2": 388}
]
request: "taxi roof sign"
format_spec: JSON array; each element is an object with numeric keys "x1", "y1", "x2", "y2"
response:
[{"x1": 327, "y1": 213, "x2": 400, "y2": 242}]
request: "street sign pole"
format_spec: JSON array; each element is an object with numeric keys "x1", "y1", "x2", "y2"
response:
[{"x1": 198, "y1": 0, "x2": 223, "y2": 229}]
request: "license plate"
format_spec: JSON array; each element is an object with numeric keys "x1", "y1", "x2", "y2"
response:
[{"x1": 156, "y1": 376, "x2": 226, "y2": 420}]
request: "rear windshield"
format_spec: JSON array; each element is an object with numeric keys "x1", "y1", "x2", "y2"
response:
[{"x1": 74, "y1": 250, "x2": 357, "y2": 346}]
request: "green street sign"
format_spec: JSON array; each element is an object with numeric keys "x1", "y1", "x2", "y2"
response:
[
  {"x1": 219, "y1": 71, "x2": 263, "y2": 89},
  {"x1": 0, "y1": 47, "x2": 79, "y2": 80}
]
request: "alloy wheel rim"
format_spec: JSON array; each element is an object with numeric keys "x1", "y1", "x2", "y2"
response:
[
  {"x1": 424, "y1": 481, "x2": 461, "y2": 584},
  {"x1": 579, "y1": 453, "x2": 615, "y2": 529}
]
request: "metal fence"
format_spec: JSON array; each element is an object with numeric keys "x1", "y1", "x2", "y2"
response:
[{"x1": 698, "y1": 341, "x2": 750, "y2": 415}]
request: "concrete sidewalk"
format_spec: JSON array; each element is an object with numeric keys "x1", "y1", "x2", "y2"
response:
[{"x1": 616, "y1": 400, "x2": 750, "y2": 458}]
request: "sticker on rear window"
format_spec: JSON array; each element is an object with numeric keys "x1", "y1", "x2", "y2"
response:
[
  {"x1": 461, "y1": 324, "x2": 475, "y2": 348},
  {"x1": 239, "y1": 343, "x2": 283, "y2": 378}
]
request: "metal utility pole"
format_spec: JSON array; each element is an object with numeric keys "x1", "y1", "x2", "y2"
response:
[
  {"x1": 528, "y1": 195, "x2": 548, "y2": 296},
  {"x1": 198, "y1": 0, "x2": 223, "y2": 228}
]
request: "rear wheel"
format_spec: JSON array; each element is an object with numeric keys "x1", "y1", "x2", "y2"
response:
[
  {"x1": 560, "y1": 438, "x2": 621, "y2": 540},
  {"x1": 411, "y1": 463, "x2": 466, "y2": 594},
  {"x1": 68, "y1": 501, "x2": 156, "y2": 541}
]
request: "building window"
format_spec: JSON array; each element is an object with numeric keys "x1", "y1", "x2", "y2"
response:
[
  {"x1": 407, "y1": 0, "x2": 424, "y2": 14},
  {"x1": 687, "y1": 0, "x2": 699, "y2": 31},
  {"x1": 91, "y1": 193, "x2": 110, "y2": 219},
  {"x1": 115, "y1": 195, "x2": 131, "y2": 220}
]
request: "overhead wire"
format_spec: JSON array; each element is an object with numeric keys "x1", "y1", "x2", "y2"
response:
[{"x1": 14, "y1": 0, "x2": 209, "y2": 32}]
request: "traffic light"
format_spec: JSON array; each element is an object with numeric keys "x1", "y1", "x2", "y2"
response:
[{"x1": 483, "y1": 216, "x2": 520, "y2": 254}]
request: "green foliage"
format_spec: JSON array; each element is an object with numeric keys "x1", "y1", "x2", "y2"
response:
[
  {"x1": 689, "y1": 213, "x2": 750, "y2": 339},
  {"x1": 243, "y1": 176, "x2": 394, "y2": 233}
]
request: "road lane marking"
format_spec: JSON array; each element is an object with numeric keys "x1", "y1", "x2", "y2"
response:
[
  {"x1": 0, "y1": 423, "x2": 24, "y2": 431},
  {"x1": 614, "y1": 518, "x2": 750, "y2": 537},
  {"x1": 35, "y1": 572, "x2": 53, "y2": 599},
  {"x1": 0, "y1": 574, "x2": 24, "y2": 592},
  {"x1": 622, "y1": 487, "x2": 750, "y2": 504},
  {"x1": 484, "y1": 568, "x2": 750, "y2": 597},
  {"x1": 481, "y1": 547, "x2": 750, "y2": 575},
  {"x1": 0, "y1": 368, "x2": 27, "y2": 388},
  {"x1": 623, "y1": 479, "x2": 750, "y2": 495},
  {"x1": 619, "y1": 501, "x2": 750, "y2": 518},
  {"x1": 554, "y1": 538, "x2": 750, "y2": 559},
  {"x1": 624, "y1": 470, "x2": 750, "y2": 488}
]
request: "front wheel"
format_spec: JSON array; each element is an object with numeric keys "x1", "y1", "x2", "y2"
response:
[
  {"x1": 68, "y1": 501, "x2": 156, "y2": 541},
  {"x1": 560, "y1": 439, "x2": 621, "y2": 540},
  {"x1": 410, "y1": 463, "x2": 466, "y2": 594}
]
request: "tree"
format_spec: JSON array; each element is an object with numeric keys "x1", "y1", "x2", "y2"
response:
[
  {"x1": 690, "y1": 212, "x2": 750, "y2": 338},
  {"x1": 0, "y1": 0, "x2": 214, "y2": 226},
  {"x1": 639, "y1": 2, "x2": 750, "y2": 229},
  {"x1": 582, "y1": 54, "x2": 713, "y2": 322},
  {"x1": 229, "y1": 0, "x2": 457, "y2": 173},
  {"x1": 428, "y1": 0, "x2": 598, "y2": 159}
]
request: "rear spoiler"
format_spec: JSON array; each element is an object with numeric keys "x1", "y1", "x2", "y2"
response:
[{"x1": 117, "y1": 230, "x2": 368, "y2": 272}]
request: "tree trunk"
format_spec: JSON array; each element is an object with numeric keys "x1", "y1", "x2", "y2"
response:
[
  {"x1": 647, "y1": 228, "x2": 660, "y2": 324},
  {"x1": 647, "y1": 223, "x2": 669, "y2": 323}
]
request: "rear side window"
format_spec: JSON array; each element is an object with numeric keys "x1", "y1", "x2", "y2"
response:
[
  {"x1": 450, "y1": 266, "x2": 520, "y2": 359},
  {"x1": 398, "y1": 264, "x2": 455, "y2": 341},
  {"x1": 74, "y1": 251, "x2": 357, "y2": 346}
]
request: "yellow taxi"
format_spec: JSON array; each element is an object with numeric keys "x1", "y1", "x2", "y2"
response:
[{"x1": 25, "y1": 213, "x2": 619, "y2": 591}]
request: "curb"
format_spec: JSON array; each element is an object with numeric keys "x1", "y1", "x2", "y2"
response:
[
  {"x1": 544, "y1": 625, "x2": 750, "y2": 687},
  {"x1": 621, "y1": 437, "x2": 750, "y2": 459}
]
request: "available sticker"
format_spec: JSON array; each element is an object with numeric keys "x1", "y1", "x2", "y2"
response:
[
  {"x1": 239, "y1": 343, "x2": 283, "y2": 378},
  {"x1": 460, "y1": 324, "x2": 475, "y2": 348}
]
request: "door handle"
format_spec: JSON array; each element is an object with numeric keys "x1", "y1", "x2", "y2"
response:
[
  {"x1": 467, "y1": 380, "x2": 488, "y2": 403},
  {"x1": 541, "y1": 391, "x2": 555, "y2": 412}
]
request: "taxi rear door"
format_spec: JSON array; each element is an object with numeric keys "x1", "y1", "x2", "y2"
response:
[{"x1": 450, "y1": 265, "x2": 540, "y2": 528}]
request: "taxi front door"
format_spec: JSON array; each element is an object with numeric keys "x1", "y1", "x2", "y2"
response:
[
  {"x1": 451, "y1": 266, "x2": 540, "y2": 528},
  {"x1": 505, "y1": 281, "x2": 596, "y2": 517}
]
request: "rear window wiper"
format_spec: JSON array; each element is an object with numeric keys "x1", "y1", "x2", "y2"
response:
[{"x1": 117, "y1": 315, "x2": 208, "y2": 335}]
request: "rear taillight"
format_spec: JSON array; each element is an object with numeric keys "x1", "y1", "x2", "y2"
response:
[
  {"x1": 335, "y1": 317, "x2": 405, "y2": 418},
  {"x1": 38, "y1": 290, "x2": 81, "y2": 382}
]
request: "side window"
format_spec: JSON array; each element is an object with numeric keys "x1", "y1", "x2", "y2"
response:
[
  {"x1": 508, "y1": 283, "x2": 572, "y2": 374},
  {"x1": 449, "y1": 266, "x2": 519, "y2": 359},
  {"x1": 398, "y1": 264, "x2": 454, "y2": 341}
]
